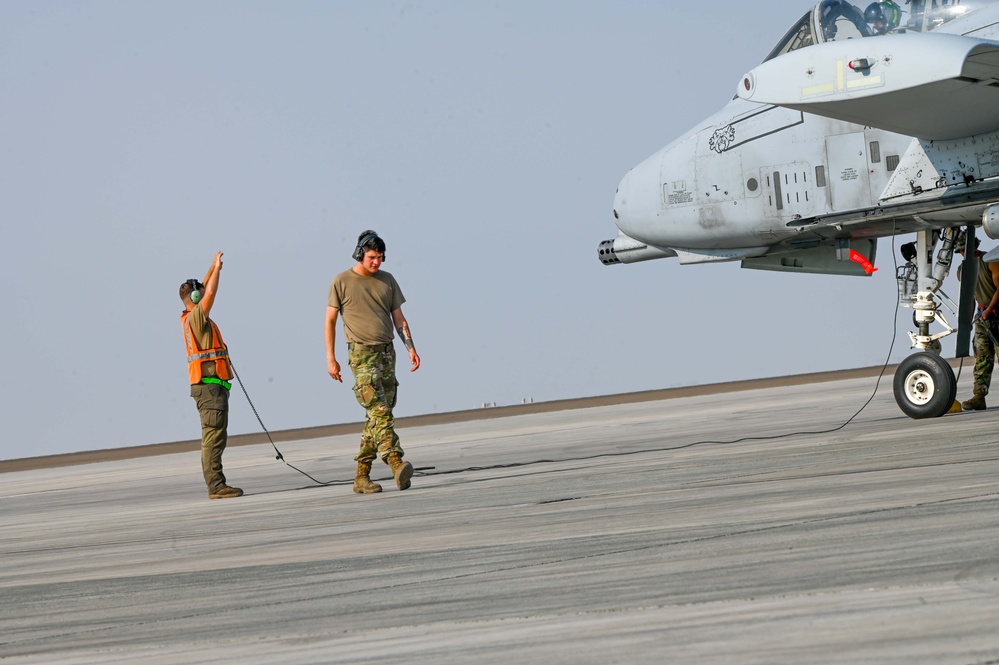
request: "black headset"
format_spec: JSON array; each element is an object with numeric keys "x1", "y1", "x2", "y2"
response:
[
  {"x1": 352, "y1": 232, "x2": 385, "y2": 262},
  {"x1": 186, "y1": 279, "x2": 203, "y2": 304}
]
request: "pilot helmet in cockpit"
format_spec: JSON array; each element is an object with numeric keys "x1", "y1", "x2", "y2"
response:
[{"x1": 865, "y1": 0, "x2": 902, "y2": 35}]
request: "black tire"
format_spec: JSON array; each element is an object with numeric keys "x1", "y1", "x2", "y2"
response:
[{"x1": 893, "y1": 352, "x2": 957, "y2": 419}]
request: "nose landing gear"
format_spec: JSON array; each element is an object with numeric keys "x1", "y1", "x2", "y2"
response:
[
  {"x1": 893, "y1": 351, "x2": 957, "y2": 418},
  {"x1": 892, "y1": 226, "x2": 972, "y2": 419}
]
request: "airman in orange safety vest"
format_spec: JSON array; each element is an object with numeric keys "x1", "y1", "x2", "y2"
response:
[{"x1": 179, "y1": 251, "x2": 242, "y2": 500}]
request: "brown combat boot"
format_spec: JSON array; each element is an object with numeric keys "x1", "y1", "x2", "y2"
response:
[
  {"x1": 962, "y1": 395, "x2": 987, "y2": 411},
  {"x1": 353, "y1": 461, "x2": 382, "y2": 494},
  {"x1": 208, "y1": 485, "x2": 243, "y2": 500},
  {"x1": 386, "y1": 452, "x2": 413, "y2": 491}
]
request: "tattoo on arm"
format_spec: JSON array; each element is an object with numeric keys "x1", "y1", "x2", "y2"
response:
[{"x1": 397, "y1": 322, "x2": 414, "y2": 350}]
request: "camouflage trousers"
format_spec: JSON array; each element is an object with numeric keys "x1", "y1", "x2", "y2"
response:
[
  {"x1": 971, "y1": 316, "x2": 999, "y2": 397},
  {"x1": 348, "y1": 342, "x2": 404, "y2": 464}
]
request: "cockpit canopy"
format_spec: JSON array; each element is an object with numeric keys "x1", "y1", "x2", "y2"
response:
[{"x1": 764, "y1": 0, "x2": 986, "y2": 62}]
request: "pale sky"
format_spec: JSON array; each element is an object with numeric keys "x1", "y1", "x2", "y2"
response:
[{"x1": 0, "y1": 1, "x2": 948, "y2": 461}]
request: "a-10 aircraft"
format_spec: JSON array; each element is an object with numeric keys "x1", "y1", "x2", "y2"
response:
[{"x1": 599, "y1": 0, "x2": 999, "y2": 419}]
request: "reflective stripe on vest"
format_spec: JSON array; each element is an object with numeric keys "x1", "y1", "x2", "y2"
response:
[
  {"x1": 187, "y1": 349, "x2": 229, "y2": 363},
  {"x1": 181, "y1": 310, "x2": 232, "y2": 384}
]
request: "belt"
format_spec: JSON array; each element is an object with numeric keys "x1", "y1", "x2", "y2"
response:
[
  {"x1": 348, "y1": 342, "x2": 393, "y2": 352},
  {"x1": 200, "y1": 377, "x2": 232, "y2": 390}
]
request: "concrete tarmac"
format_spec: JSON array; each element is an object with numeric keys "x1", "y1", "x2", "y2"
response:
[{"x1": 2, "y1": 371, "x2": 999, "y2": 664}]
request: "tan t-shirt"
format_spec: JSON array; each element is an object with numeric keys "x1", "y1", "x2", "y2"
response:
[
  {"x1": 185, "y1": 304, "x2": 219, "y2": 378},
  {"x1": 328, "y1": 269, "x2": 405, "y2": 344},
  {"x1": 976, "y1": 255, "x2": 998, "y2": 307}
]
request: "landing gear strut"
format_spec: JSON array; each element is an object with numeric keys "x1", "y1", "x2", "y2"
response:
[{"x1": 892, "y1": 226, "x2": 971, "y2": 419}]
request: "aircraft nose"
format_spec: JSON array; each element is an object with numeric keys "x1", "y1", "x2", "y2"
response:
[
  {"x1": 614, "y1": 132, "x2": 700, "y2": 243},
  {"x1": 613, "y1": 157, "x2": 657, "y2": 233}
]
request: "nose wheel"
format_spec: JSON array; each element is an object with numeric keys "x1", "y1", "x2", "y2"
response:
[{"x1": 893, "y1": 352, "x2": 957, "y2": 419}]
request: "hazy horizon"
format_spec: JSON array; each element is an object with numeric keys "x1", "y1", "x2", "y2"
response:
[{"x1": 0, "y1": 1, "x2": 970, "y2": 462}]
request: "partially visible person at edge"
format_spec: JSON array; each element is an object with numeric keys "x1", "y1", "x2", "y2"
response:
[
  {"x1": 325, "y1": 230, "x2": 420, "y2": 493},
  {"x1": 957, "y1": 235, "x2": 999, "y2": 411},
  {"x1": 179, "y1": 251, "x2": 242, "y2": 499}
]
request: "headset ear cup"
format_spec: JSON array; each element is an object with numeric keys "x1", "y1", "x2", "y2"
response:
[{"x1": 185, "y1": 279, "x2": 203, "y2": 304}]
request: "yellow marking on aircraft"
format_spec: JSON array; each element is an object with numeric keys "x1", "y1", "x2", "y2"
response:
[
  {"x1": 846, "y1": 75, "x2": 884, "y2": 90},
  {"x1": 801, "y1": 82, "x2": 836, "y2": 98}
]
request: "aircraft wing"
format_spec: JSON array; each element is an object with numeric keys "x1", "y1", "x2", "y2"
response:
[
  {"x1": 738, "y1": 33, "x2": 999, "y2": 141},
  {"x1": 787, "y1": 176, "x2": 999, "y2": 239}
]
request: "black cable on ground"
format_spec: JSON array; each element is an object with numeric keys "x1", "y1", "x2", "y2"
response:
[
  {"x1": 229, "y1": 359, "x2": 343, "y2": 487},
  {"x1": 412, "y1": 229, "x2": 962, "y2": 479},
  {"x1": 230, "y1": 229, "x2": 968, "y2": 487}
]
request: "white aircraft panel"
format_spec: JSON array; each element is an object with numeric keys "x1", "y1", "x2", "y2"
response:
[
  {"x1": 826, "y1": 132, "x2": 872, "y2": 212},
  {"x1": 882, "y1": 129, "x2": 999, "y2": 199},
  {"x1": 739, "y1": 33, "x2": 999, "y2": 140}
]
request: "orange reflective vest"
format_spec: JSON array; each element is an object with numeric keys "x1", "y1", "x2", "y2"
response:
[{"x1": 181, "y1": 310, "x2": 232, "y2": 384}]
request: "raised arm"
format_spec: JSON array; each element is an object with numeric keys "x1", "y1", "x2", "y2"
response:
[{"x1": 200, "y1": 251, "x2": 223, "y2": 316}]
